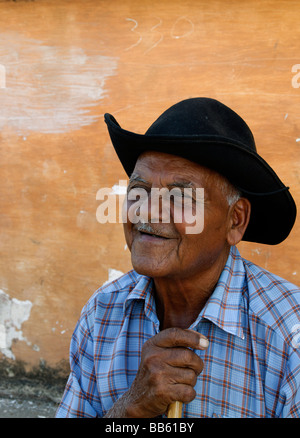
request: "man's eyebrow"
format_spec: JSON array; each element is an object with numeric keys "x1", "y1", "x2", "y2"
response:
[
  {"x1": 168, "y1": 181, "x2": 195, "y2": 189},
  {"x1": 128, "y1": 173, "x2": 149, "y2": 185},
  {"x1": 128, "y1": 175, "x2": 195, "y2": 188}
]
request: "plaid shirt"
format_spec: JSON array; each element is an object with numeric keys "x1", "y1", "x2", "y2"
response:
[{"x1": 56, "y1": 246, "x2": 300, "y2": 418}]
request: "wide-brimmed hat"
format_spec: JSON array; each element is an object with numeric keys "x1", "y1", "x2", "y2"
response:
[{"x1": 104, "y1": 97, "x2": 296, "y2": 244}]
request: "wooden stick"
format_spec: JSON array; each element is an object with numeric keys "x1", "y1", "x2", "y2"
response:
[{"x1": 167, "y1": 401, "x2": 183, "y2": 418}]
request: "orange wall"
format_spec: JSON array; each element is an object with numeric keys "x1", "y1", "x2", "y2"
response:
[{"x1": 0, "y1": 0, "x2": 299, "y2": 377}]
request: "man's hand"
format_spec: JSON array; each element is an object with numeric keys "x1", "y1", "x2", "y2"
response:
[{"x1": 104, "y1": 328, "x2": 209, "y2": 418}]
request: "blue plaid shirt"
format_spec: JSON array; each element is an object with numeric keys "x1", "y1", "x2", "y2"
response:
[{"x1": 56, "y1": 246, "x2": 300, "y2": 418}]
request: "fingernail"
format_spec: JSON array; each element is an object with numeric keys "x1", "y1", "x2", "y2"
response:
[{"x1": 199, "y1": 337, "x2": 209, "y2": 348}]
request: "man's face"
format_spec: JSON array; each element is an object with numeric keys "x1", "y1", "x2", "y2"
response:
[{"x1": 123, "y1": 151, "x2": 233, "y2": 279}]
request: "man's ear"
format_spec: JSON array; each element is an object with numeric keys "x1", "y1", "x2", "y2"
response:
[{"x1": 226, "y1": 198, "x2": 251, "y2": 246}]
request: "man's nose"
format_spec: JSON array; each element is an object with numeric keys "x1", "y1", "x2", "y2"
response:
[{"x1": 147, "y1": 188, "x2": 171, "y2": 224}]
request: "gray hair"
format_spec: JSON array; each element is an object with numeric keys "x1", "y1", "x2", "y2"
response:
[{"x1": 215, "y1": 177, "x2": 242, "y2": 206}]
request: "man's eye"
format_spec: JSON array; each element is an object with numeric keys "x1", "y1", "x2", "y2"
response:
[
  {"x1": 172, "y1": 192, "x2": 195, "y2": 203},
  {"x1": 172, "y1": 192, "x2": 184, "y2": 203},
  {"x1": 127, "y1": 187, "x2": 149, "y2": 201},
  {"x1": 127, "y1": 186, "x2": 140, "y2": 194},
  {"x1": 127, "y1": 184, "x2": 149, "y2": 192}
]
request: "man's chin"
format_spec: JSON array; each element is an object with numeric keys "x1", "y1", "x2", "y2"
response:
[{"x1": 131, "y1": 257, "x2": 168, "y2": 278}]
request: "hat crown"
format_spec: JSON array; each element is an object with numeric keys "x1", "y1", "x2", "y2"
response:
[{"x1": 146, "y1": 97, "x2": 256, "y2": 152}]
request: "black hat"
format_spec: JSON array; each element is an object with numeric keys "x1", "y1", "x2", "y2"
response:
[{"x1": 104, "y1": 97, "x2": 296, "y2": 245}]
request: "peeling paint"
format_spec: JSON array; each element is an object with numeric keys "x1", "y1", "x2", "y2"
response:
[
  {"x1": 0, "y1": 32, "x2": 118, "y2": 135},
  {"x1": 0, "y1": 290, "x2": 33, "y2": 360},
  {"x1": 110, "y1": 182, "x2": 128, "y2": 195},
  {"x1": 103, "y1": 269, "x2": 124, "y2": 286}
]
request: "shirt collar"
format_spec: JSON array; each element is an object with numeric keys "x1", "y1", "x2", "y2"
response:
[
  {"x1": 124, "y1": 275, "x2": 160, "y2": 330},
  {"x1": 195, "y1": 245, "x2": 246, "y2": 339},
  {"x1": 124, "y1": 245, "x2": 246, "y2": 339}
]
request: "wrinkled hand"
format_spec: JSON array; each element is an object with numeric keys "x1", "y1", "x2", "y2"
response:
[{"x1": 111, "y1": 328, "x2": 209, "y2": 418}]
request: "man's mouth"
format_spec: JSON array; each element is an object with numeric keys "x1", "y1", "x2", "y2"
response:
[
  {"x1": 139, "y1": 231, "x2": 167, "y2": 240},
  {"x1": 136, "y1": 223, "x2": 171, "y2": 240}
]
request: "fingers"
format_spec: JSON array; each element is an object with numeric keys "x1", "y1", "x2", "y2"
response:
[
  {"x1": 166, "y1": 347, "x2": 204, "y2": 376},
  {"x1": 125, "y1": 328, "x2": 209, "y2": 417},
  {"x1": 166, "y1": 364, "x2": 200, "y2": 387},
  {"x1": 167, "y1": 384, "x2": 197, "y2": 405},
  {"x1": 142, "y1": 327, "x2": 208, "y2": 391},
  {"x1": 151, "y1": 327, "x2": 209, "y2": 351},
  {"x1": 145, "y1": 327, "x2": 208, "y2": 378}
]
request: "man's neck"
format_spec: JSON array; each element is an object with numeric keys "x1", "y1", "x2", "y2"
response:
[{"x1": 153, "y1": 249, "x2": 230, "y2": 330}]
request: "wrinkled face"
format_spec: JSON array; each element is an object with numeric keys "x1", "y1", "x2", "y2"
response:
[{"x1": 123, "y1": 151, "x2": 233, "y2": 279}]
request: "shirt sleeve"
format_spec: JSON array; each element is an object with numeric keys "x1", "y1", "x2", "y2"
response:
[
  {"x1": 277, "y1": 348, "x2": 300, "y2": 418},
  {"x1": 56, "y1": 308, "x2": 103, "y2": 418}
]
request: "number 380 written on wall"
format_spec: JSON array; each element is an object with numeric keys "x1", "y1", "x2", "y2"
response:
[{"x1": 124, "y1": 16, "x2": 195, "y2": 53}]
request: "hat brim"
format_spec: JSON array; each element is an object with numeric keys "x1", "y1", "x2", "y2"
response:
[{"x1": 105, "y1": 114, "x2": 297, "y2": 245}]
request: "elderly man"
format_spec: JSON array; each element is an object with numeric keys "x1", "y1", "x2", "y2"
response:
[{"x1": 56, "y1": 98, "x2": 300, "y2": 418}]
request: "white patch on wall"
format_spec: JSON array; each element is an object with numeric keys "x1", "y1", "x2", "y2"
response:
[
  {"x1": 0, "y1": 32, "x2": 118, "y2": 135},
  {"x1": 0, "y1": 289, "x2": 33, "y2": 360},
  {"x1": 110, "y1": 182, "x2": 128, "y2": 195},
  {"x1": 103, "y1": 269, "x2": 124, "y2": 286}
]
